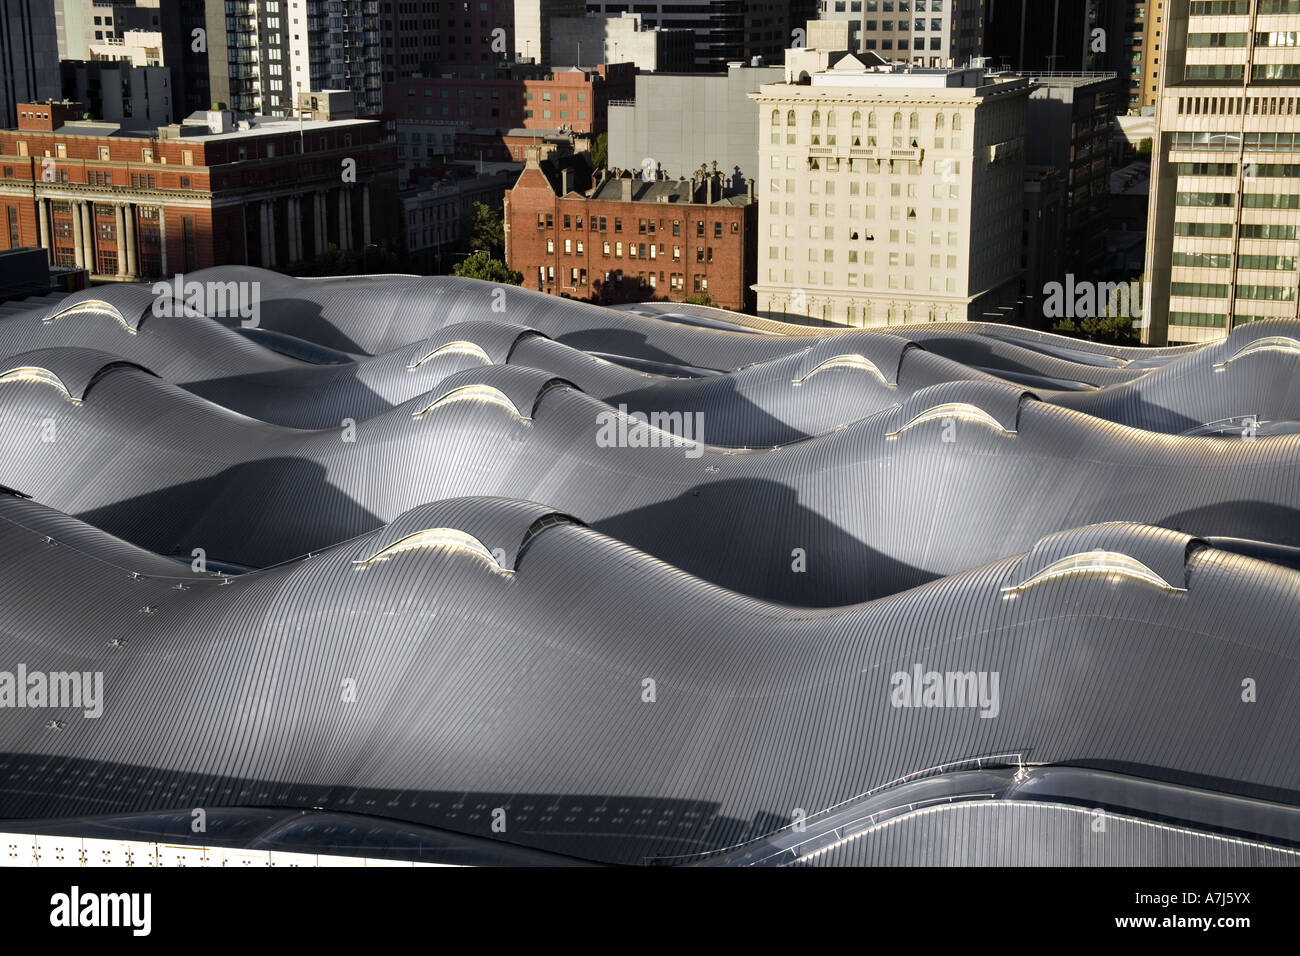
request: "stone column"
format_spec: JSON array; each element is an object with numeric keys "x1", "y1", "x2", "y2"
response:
[
  {"x1": 290, "y1": 196, "x2": 303, "y2": 261},
  {"x1": 285, "y1": 197, "x2": 296, "y2": 261},
  {"x1": 71, "y1": 202, "x2": 84, "y2": 268},
  {"x1": 36, "y1": 198, "x2": 51, "y2": 262},
  {"x1": 82, "y1": 202, "x2": 97, "y2": 272},
  {"x1": 158, "y1": 207, "x2": 168, "y2": 276},
  {"x1": 124, "y1": 204, "x2": 138, "y2": 278},
  {"x1": 361, "y1": 184, "x2": 371, "y2": 248},
  {"x1": 260, "y1": 200, "x2": 275, "y2": 268},
  {"x1": 114, "y1": 204, "x2": 127, "y2": 276},
  {"x1": 313, "y1": 192, "x2": 326, "y2": 256},
  {"x1": 337, "y1": 188, "x2": 350, "y2": 252}
]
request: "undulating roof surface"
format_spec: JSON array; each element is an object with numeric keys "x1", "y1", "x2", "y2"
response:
[{"x1": 0, "y1": 271, "x2": 1297, "y2": 866}]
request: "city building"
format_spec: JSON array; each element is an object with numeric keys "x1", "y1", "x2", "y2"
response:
[
  {"x1": 515, "y1": 0, "x2": 586, "y2": 65},
  {"x1": 86, "y1": 26, "x2": 162, "y2": 65},
  {"x1": 1128, "y1": 0, "x2": 1167, "y2": 113},
  {"x1": 401, "y1": 164, "x2": 516, "y2": 272},
  {"x1": 815, "y1": 0, "x2": 985, "y2": 67},
  {"x1": 1, "y1": 0, "x2": 62, "y2": 129},
  {"x1": 984, "y1": 0, "x2": 1128, "y2": 71},
  {"x1": 750, "y1": 60, "x2": 1030, "y2": 325},
  {"x1": 387, "y1": 64, "x2": 632, "y2": 178},
  {"x1": 1025, "y1": 73, "x2": 1117, "y2": 281},
  {"x1": 53, "y1": 0, "x2": 120, "y2": 60},
  {"x1": 1021, "y1": 164, "x2": 1068, "y2": 324},
  {"x1": 0, "y1": 98, "x2": 397, "y2": 279},
  {"x1": 1143, "y1": 0, "x2": 1300, "y2": 345},
  {"x1": 62, "y1": 60, "x2": 173, "y2": 127},
  {"x1": 112, "y1": 1, "x2": 211, "y2": 123},
  {"x1": 586, "y1": 0, "x2": 816, "y2": 71},
  {"x1": 439, "y1": 0, "x2": 514, "y2": 67},
  {"x1": 505, "y1": 148, "x2": 758, "y2": 310},
  {"x1": 550, "y1": 13, "x2": 696, "y2": 72},
  {"x1": 451, "y1": 127, "x2": 577, "y2": 165},
  {"x1": 608, "y1": 62, "x2": 784, "y2": 182}
]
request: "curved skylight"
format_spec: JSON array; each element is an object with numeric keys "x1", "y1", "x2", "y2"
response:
[
  {"x1": 353, "y1": 528, "x2": 511, "y2": 574},
  {"x1": 793, "y1": 353, "x2": 891, "y2": 387},
  {"x1": 407, "y1": 341, "x2": 492, "y2": 370},
  {"x1": 886, "y1": 402, "x2": 1014, "y2": 440},
  {"x1": 1001, "y1": 550, "x2": 1185, "y2": 596},
  {"x1": 1213, "y1": 336, "x2": 1300, "y2": 371},
  {"x1": 0, "y1": 367, "x2": 80, "y2": 404},
  {"x1": 43, "y1": 300, "x2": 136, "y2": 334},
  {"x1": 412, "y1": 384, "x2": 529, "y2": 421}
]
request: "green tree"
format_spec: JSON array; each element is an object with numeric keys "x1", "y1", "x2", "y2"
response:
[
  {"x1": 466, "y1": 201, "x2": 506, "y2": 258},
  {"x1": 591, "y1": 131, "x2": 608, "y2": 170},
  {"x1": 305, "y1": 243, "x2": 357, "y2": 276},
  {"x1": 682, "y1": 291, "x2": 717, "y2": 307},
  {"x1": 451, "y1": 250, "x2": 523, "y2": 285},
  {"x1": 1137, "y1": 137, "x2": 1153, "y2": 157},
  {"x1": 1052, "y1": 307, "x2": 1139, "y2": 345}
]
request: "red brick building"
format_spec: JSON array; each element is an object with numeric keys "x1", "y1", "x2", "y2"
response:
[
  {"x1": 505, "y1": 150, "x2": 758, "y2": 312},
  {"x1": 0, "y1": 102, "x2": 398, "y2": 279},
  {"x1": 388, "y1": 63, "x2": 634, "y2": 171}
]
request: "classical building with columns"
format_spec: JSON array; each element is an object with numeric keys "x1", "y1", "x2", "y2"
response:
[{"x1": 0, "y1": 101, "x2": 397, "y2": 280}]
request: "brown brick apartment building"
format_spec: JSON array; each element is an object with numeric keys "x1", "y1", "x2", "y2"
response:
[
  {"x1": 0, "y1": 100, "x2": 397, "y2": 279},
  {"x1": 505, "y1": 150, "x2": 757, "y2": 311}
]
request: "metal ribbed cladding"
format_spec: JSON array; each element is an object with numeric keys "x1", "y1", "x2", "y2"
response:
[
  {"x1": 1053, "y1": 324, "x2": 1300, "y2": 434},
  {"x1": 789, "y1": 803, "x2": 1300, "y2": 866},
  {"x1": 0, "y1": 496, "x2": 1298, "y2": 864},
  {"x1": 618, "y1": 301, "x2": 1200, "y2": 360},
  {"x1": 73, "y1": 269, "x2": 1170, "y2": 385},
  {"x1": 17, "y1": 275, "x2": 1297, "y2": 437},
  {"x1": 1, "y1": 295, "x2": 306, "y2": 383},
  {"x1": 6, "y1": 363, "x2": 1300, "y2": 603}
]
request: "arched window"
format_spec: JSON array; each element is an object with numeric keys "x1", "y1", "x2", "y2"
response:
[
  {"x1": 851, "y1": 111, "x2": 861, "y2": 128},
  {"x1": 952, "y1": 113, "x2": 963, "y2": 131},
  {"x1": 868, "y1": 111, "x2": 878, "y2": 128},
  {"x1": 893, "y1": 112, "x2": 903, "y2": 129},
  {"x1": 787, "y1": 110, "x2": 796, "y2": 126},
  {"x1": 826, "y1": 110, "x2": 836, "y2": 127},
  {"x1": 909, "y1": 112, "x2": 919, "y2": 130},
  {"x1": 772, "y1": 109, "x2": 781, "y2": 126},
  {"x1": 935, "y1": 113, "x2": 945, "y2": 130},
  {"x1": 812, "y1": 110, "x2": 821, "y2": 126}
]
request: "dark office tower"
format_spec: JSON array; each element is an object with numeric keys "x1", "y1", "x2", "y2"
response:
[
  {"x1": 391, "y1": 0, "x2": 448, "y2": 78},
  {"x1": 113, "y1": 0, "x2": 211, "y2": 120},
  {"x1": 586, "y1": 0, "x2": 802, "y2": 71},
  {"x1": 814, "y1": 0, "x2": 985, "y2": 67},
  {"x1": 440, "y1": 0, "x2": 514, "y2": 68},
  {"x1": 0, "y1": 0, "x2": 62, "y2": 129},
  {"x1": 986, "y1": 0, "x2": 1128, "y2": 73}
]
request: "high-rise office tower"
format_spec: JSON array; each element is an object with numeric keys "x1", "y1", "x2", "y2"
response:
[
  {"x1": 1, "y1": 0, "x2": 62, "y2": 129},
  {"x1": 1144, "y1": 0, "x2": 1300, "y2": 345},
  {"x1": 515, "y1": 0, "x2": 585, "y2": 65},
  {"x1": 1128, "y1": 1, "x2": 1167, "y2": 113},
  {"x1": 815, "y1": 0, "x2": 985, "y2": 68},
  {"x1": 587, "y1": 0, "x2": 814, "y2": 71}
]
